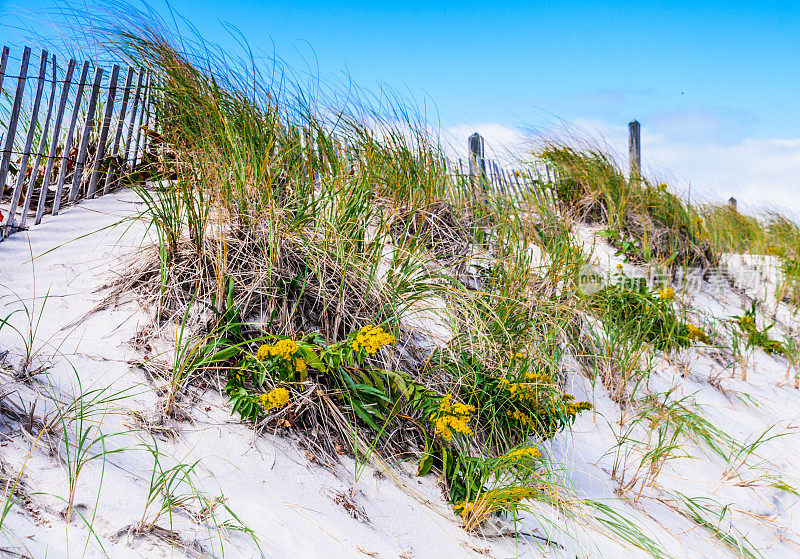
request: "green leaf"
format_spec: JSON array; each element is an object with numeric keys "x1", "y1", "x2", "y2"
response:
[
  {"x1": 298, "y1": 345, "x2": 325, "y2": 372},
  {"x1": 418, "y1": 452, "x2": 433, "y2": 476}
]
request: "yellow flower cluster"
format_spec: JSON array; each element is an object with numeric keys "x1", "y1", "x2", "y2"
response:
[
  {"x1": 453, "y1": 499, "x2": 479, "y2": 516},
  {"x1": 686, "y1": 324, "x2": 710, "y2": 344},
  {"x1": 509, "y1": 383, "x2": 537, "y2": 401},
  {"x1": 351, "y1": 325, "x2": 396, "y2": 355},
  {"x1": 523, "y1": 372, "x2": 549, "y2": 382},
  {"x1": 739, "y1": 315, "x2": 755, "y2": 329},
  {"x1": 257, "y1": 387, "x2": 290, "y2": 410},
  {"x1": 432, "y1": 394, "x2": 474, "y2": 441},
  {"x1": 257, "y1": 339, "x2": 299, "y2": 361},
  {"x1": 766, "y1": 245, "x2": 782, "y2": 256},
  {"x1": 506, "y1": 409, "x2": 537, "y2": 429},
  {"x1": 561, "y1": 394, "x2": 592, "y2": 416},
  {"x1": 504, "y1": 446, "x2": 541, "y2": 461},
  {"x1": 513, "y1": 352, "x2": 525, "y2": 359},
  {"x1": 657, "y1": 286, "x2": 675, "y2": 300}
]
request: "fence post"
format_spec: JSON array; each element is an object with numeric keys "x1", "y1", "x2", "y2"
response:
[
  {"x1": 123, "y1": 69, "x2": 144, "y2": 167},
  {"x1": 468, "y1": 132, "x2": 485, "y2": 197},
  {"x1": 36, "y1": 58, "x2": 76, "y2": 224},
  {"x1": 88, "y1": 64, "x2": 119, "y2": 198},
  {"x1": 0, "y1": 47, "x2": 30, "y2": 233},
  {"x1": 4, "y1": 49, "x2": 48, "y2": 236},
  {"x1": 628, "y1": 120, "x2": 641, "y2": 180},
  {"x1": 103, "y1": 65, "x2": 135, "y2": 194},
  {"x1": 20, "y1": 53, "x2": 58, "y2": 228},
  {"x1": 69, "y1": 66, "x2": 103, "y2": 203},
  {"x1": 53, "y1": 60, "x2": 89, "y2": 215}
]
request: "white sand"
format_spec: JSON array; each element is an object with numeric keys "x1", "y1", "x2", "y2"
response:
[{"x1": 0, "y1": 191, "x2": 799, "y2": 558}]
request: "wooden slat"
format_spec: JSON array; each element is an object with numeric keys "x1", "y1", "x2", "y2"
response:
[
  {"x1": 130, "y1": 75, "x2": 147, "y2": 167},
  {"x1": 35, "y1": 59, "x2": 76, "y2": 224},
  {"x1": 109, "y1": 66, "x2": 134, "y2": 155},
  {"x1": 492, "y1": 160, "x2": 504, "y2": 195},
  {"x1": 502, "y1": 167, "x2": 517, "y2": 199},
  {"x1": 498, "y1": 162, "x2": 509, "y2": 196},
  {"x1": 0, "y1": 47, "x2": 31, "y2": 229},
  {"x1": 87, "y1": 64, "x2": 119, "y2": 198},
  {"x1": 513, "y1": 169, "x2": 525, "y2": 202},
  {"x1": 0, "y1": 47, "x2": 10, "y2": 106},
  {"x1": 103, "y1": 65, "x2": 134, "y2": 194},
  {"x1": 138, "y1": 73, "x2": 153, "y2": 165},
  {"x1": 4, "y1": 49, "x2": 48, "y2": 236},
  {"x1": 131, "y1": 73, "x2": 151, "y2": 168},
  {"x1": 20, "y1": 54, "x2": 58, "y2": 228},
  {"x1": 68, "y1": 66, "x2": 103, "y2": 203},
  {"x1": 502, "y1": 167, "x2": 516, "y2": 200},
  {"x1": 123, "y1": 70, "x2": 144, "y2": 167},
  {"x1": 53, "y1": 60, "x2": 89, "y2": 215}
]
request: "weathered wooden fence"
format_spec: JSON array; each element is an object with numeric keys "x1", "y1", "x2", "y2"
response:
[
  {"x1": 0, "y1": 46, "x2": 154, "y2": 241},
  {"x1": 0, "y1": 43, "x2": 650, "y2": 243},
  {"x1": 446, "y1": 131, "x2": 560, "y2": 204},
  {"x1": 460, "y1": 120, "x2": 644, "y2": 202}
]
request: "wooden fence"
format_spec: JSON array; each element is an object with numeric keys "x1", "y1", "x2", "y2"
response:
[
  {"x1": 0, "y1": 46, "x2": 154, "y2": 241},
  {"x1": 457, "y1": 120, "x2": 643, "y2": 203},
  {"x1": 439, "y1": 131, "x2": 559, "y2": 205},
  {"x1": 0, "y1": 43, "x2": 649, "y2": 244}
]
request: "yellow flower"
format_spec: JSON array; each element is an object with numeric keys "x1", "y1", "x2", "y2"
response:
[
  {"x1": 514, "y1": 352, "x2": 525, "y2": 359},
  {"x1": 658, "y1": 286, "x2": 675, "y2": 300},
  {"x1": 351, "y1": 325, "x2": 396, "y2": 355},
  {"x1": 686, "y1": 324, "x2": 710, "y2": 344},
  {"x1": 524, "y1": 372, "x2": 548, "y2": 382},
  {"x1": 273, "y1": 339, "x2": 299, "y2": 359},
  {"x1": 504, "y1": 446, "x2": 541, "y2": 461},
  {"x1": 295, "y1": 358, "x2": 307, "y2": 374},
  {"x1": 616, "y1": 263, "x2": 624, "y2": 271},
  {"x1": 256, "y1": 344, "x2": 271, "y2": 360},
  {"x1": 431, "y1": 394, "x2": 474, "y2": 441},
  {"x1": 257, "y1": 339, "x2": 299, "y2": 361},
  {"x1": 259, "y1": 387, "x2": 290, "y2": 411}
]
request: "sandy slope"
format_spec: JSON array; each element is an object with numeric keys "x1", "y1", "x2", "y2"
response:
[
  {"x1": 0, "y1": 191, "x2": 550, "y2": 558},
  {"x1": 1, "y1": 190, "x2": 799, "y2": 558}
]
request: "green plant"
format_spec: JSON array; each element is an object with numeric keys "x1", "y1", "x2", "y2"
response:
[
  {"x1": 733, "y1": 303, "x2": 786, "y2": 357},
  {"x1": 601, "y1": 228, "x2": 644, "y2": 262},
  {"x1": 3, "y1": 288, "x2": 54, "y2": 376},
  {"x1": 48, "y1": 376, "x2": 135, "y2": 523},
  {"x1": 590, "y1": 272, "x2": 689, "y2": 352}
]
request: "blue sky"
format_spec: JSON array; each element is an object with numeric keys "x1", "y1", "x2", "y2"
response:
[{"x1": 2, "y1": 1, "x2": 799, "y2": 209}]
